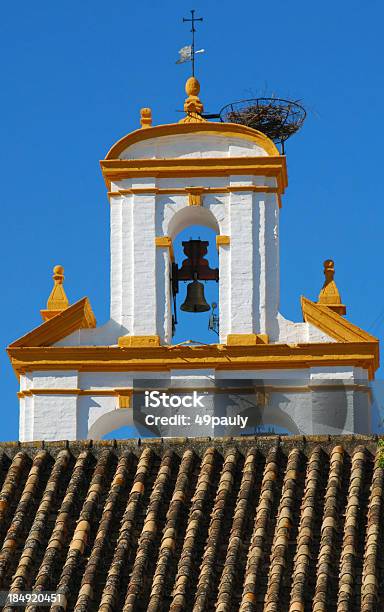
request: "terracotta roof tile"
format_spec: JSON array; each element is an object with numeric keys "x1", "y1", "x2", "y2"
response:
[{"x1": 0, "y1": 435, "x2": 382, "y2": 610}]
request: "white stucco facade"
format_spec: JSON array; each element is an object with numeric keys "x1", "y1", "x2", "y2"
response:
[
  {"x1": 13, "y1": 123, "x2": 377, "y2": 441},
  {"x1": 18, "y1": 366, "x2": 371, "y2": 442}
]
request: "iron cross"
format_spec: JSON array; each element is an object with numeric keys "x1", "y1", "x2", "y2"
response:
[{"x1": 183, "y1": 10, "x2": 203, "y2": 77}]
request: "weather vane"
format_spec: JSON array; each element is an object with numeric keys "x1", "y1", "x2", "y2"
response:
[{"x1": 176, "y1": 10, "x2": 204, "y2": 77}]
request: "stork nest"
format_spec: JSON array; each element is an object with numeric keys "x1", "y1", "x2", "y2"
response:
[{"x1": 220, "y1": 98, "x2": 306, "y2": 143}]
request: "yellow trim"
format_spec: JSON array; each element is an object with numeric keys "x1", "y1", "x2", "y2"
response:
[
  {"x1": 104, "y1": 122, "x2": 280, "y2": 160},
  {"x1": 216, "y1": 235, "x2": 230, "y2": 248},
  {"x1": 227, "y1": 333, "x2": 269, "y2": 345},
  {"x1": 117, "y1": 388, "x2": 133, "y2": 408},
  {"x1": 301, "y1": 297, "x2": 378, "y2": 343},
  {"x1": 187, "y1": 186, "x2": 204, "y2": 206},
  {"x1": 40, "y1": 310, "x2": 65, "y2": 321},
  {"x1": 10, "y1": 298, "x2": 96, "y2": 348},
  {"x1": 101, "y1": 157, "x2": 287, "y2": 195},
  {"x1": 317, "y1": 259, "x2": 346, "y2": 315},
  {"x1": 8, "y1": 341, "x2": 379, "y2": 380},
  {"x1": 17, "y1": 388, "x2": 133, "y2": 402},
  {"x1": 155, "y1": 236, "x2": 174, "y2": 262},
  {"x1": 108, "y1": 186, "x2": 278, "y2": 197},
  {"x1": 17, "y1": 382, "x2": 369, "y2": 400},
  {"x1": 41, "y1": 265, "x2": 69, "y2": 321},
  {"x1": 179, "y1": 77, "x2": 206, "y2": 123},
  {"x1": 118, "y1": 335, "x2": 161, "y2": 348},
  {"x1": 140, "y1": 108, "x2": 152, "y2": 129}
]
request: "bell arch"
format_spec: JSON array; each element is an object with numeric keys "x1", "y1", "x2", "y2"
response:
[
  {"x1": 172, "y1": 224, "x2": 219, "y2": 344},
  {"x1": 166, "y1": 205, "x2": 220, "y2": 240},
  {"x1": 158, "y1": 203, "x2": 229, "y2": 345}
]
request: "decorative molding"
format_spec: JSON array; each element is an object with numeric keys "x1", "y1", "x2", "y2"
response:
[
  {"x1": 227, "y1": 333, "x2": 269, "y2": 346},
  {"x1": 179, "y1": 77, "x2": 206, "y2": 124},
  {"x1": 140, "y1": 108, "x2": 152, "y2": 129},
  {"x1": 10, "y1": 297, "x2": 96, "y2": 349},
  {"x1": 116, "y1": 388, "x2": 133, "y2": 409},
  {"x1": 216, "y1": 235, "x2": 230, "y2": 249},
  {"x1": 41, "y1": 265, "x2": 69, "y2": 322},
  {"x1": 108, "y1": 186, "x2": 278, "y2": 198},
  {"x1": 104, "y1": 121, "x2": 280, "y2": 160},
  {"x1": 187, "y1": 186, "x2": 204, "y2": 206},
  {"x1": 17, "y1": 388, "x2": 134, "y2": 405},
  {"x1": 301, "y1": 297, "x2": 378, "y2": 344},
  {"x1": 155, "y1": 236, "x2": 174, "y2": 262},
  {"x1": 118, "y1": 335, "x2": 161, "y2": 348},
  {"x1": 317, "y1": 259, "x2": 346, "y2": 315},
  {"x1": 17, "y1": 382, "x2": 369, "y2": 400},
  {"x1": 8, "y1": 341, "x2": 379, "y2": 380},
  {"x1": 100, "y1": 156, "x2": 287, "y2": 195}
]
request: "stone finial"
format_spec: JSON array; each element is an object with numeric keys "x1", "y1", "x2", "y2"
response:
[
  {"x1": 317, "y1": 259, "x2": 346, "y2": 315},
  {"x1": 179, "y1": 77, "x2": 207, "y2": 124},
  {"x1": 41, "y1": 265, "x2": 70, "y2": 321},
  {"x1": 140, "y1": 107, "x2": 152, "y2": 129}
]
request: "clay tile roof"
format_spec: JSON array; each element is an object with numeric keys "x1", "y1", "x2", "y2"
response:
[{"x1": 0, "y1": 435, "x2": 382, "y2": 610}]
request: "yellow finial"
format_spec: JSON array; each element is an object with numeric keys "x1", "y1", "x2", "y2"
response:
[
  {"x1": 317, "y1": 259, "x2": 346, "y2": 315},
  {"x1": 40, "y1": 265, "x2": 70, "y2": 321},
  {"x1": 140, "y1": 107, "x2": 152, "y2": 129},
  {"x1": 179, "y1": 77, "x2": 207, "y2": 124}
]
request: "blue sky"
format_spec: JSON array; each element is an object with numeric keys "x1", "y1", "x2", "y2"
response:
[{"x1": 1, "y1": 0, "x2": 384, "y2": 440}]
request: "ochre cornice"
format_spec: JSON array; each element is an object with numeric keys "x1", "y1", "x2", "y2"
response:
[
  {"x1": 9, "y1": 297, "x2": 96, "y2": 349},
  {"x1": 108, "y1": 185, "x2": 279, "y2": 197},
  {"x1": 301, "y1": 297, "x2": 378, "y2": 343},
  {"x1": 7, "y1": 341, "x2": 379, "y2": 380},
  {"x1": 104, "y1": 122, "x2": 280, "y2": 160},
  {"x1": 100, "y1": 156, "x2": 288, "y2": 193}
]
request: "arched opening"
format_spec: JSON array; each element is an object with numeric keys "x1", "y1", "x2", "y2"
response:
[
  {"x1": 167, "y1": 205, "x2": 220, "y2": 239},
  {"x1": 88, "y1": 410, "x2": 156, "y2": 440},
  {"x1": 87, "y1": 409, "x2": 134, "y2": 440},
  {"x1": 172, "y1": 224, "x2": 219, "y2": 345},
  {"x1": 102, "y1": 424, "x2": 155, "y2": 440}
]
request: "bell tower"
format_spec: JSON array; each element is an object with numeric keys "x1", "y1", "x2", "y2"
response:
[
  {"x1": 103, "y1": 76, "x2": 285, "y2": 348},
  {"x1": 8, "y1": 76, "x2": 379, "y2": 442}
]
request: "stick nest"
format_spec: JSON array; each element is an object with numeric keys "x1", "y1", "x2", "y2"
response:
[{"x1": 221, "y1": 98, "x2": 306, "y2": 143}]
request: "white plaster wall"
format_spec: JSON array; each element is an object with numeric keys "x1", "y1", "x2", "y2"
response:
[
  {"x1": 54, "y1": 320, "x2": 127, "y2": 347},
  {"x1": 260, "y1": 194, "x2": 280, "y2": 338},
  {"x1": 156, "y1": 248, "x2": 172, "y2": 344},
  {"x1": 110, "y1": 196, "x2": 123, "y2": 322},
  {"x1": 121, "y1": 194, "x2": 134, "y2": 331},
  {"x1": 20, "y1": 365, "x2": 370, "y2": 441},
  {"x1": 79, "y1": 371, "x2": 165, "y2": 388},
  {"x1": 26, "y1": 395, "x2": 78, "y2": 441},
  {"x1": 274, "y1": 314, "x2": 336, "y2": 343},
  {"x1": 19, "y1": 397, "x2": 26, "y2": 441},
  {"x1": 132, "y1": 194, "x2": 157, "y2": 335},
  {"x1": 229, "y1": 190, "x2": 255, "y2": 334},
  {"x1": 119, "y1": 134, "x2": 269, "y2": 160},
  {"x1": 21, "y1": 395, "x2": 34, "y2": 442},
  {"x1": 27, "y1": 371, "x2": 79, "y2": 389},
  {"x1": 219, "y1": 243, "x2": 230, "y2": 342}
]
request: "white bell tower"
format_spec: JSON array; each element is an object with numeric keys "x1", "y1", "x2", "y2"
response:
[
  {"x1": 8, "y1": 77, "x2": 379, "y2": 442},
  {"x1": 103, "y1": 76, "x2": 285, "y2": 348}
]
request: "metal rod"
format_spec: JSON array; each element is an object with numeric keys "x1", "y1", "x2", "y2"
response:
[{"x1": 183, "y1": 9, "x2": 203, "y2": 77}]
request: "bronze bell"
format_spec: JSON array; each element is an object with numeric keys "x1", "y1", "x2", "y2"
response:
[{"x1": 181, "y1": 280, "x2": 210, "y2": 312}]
